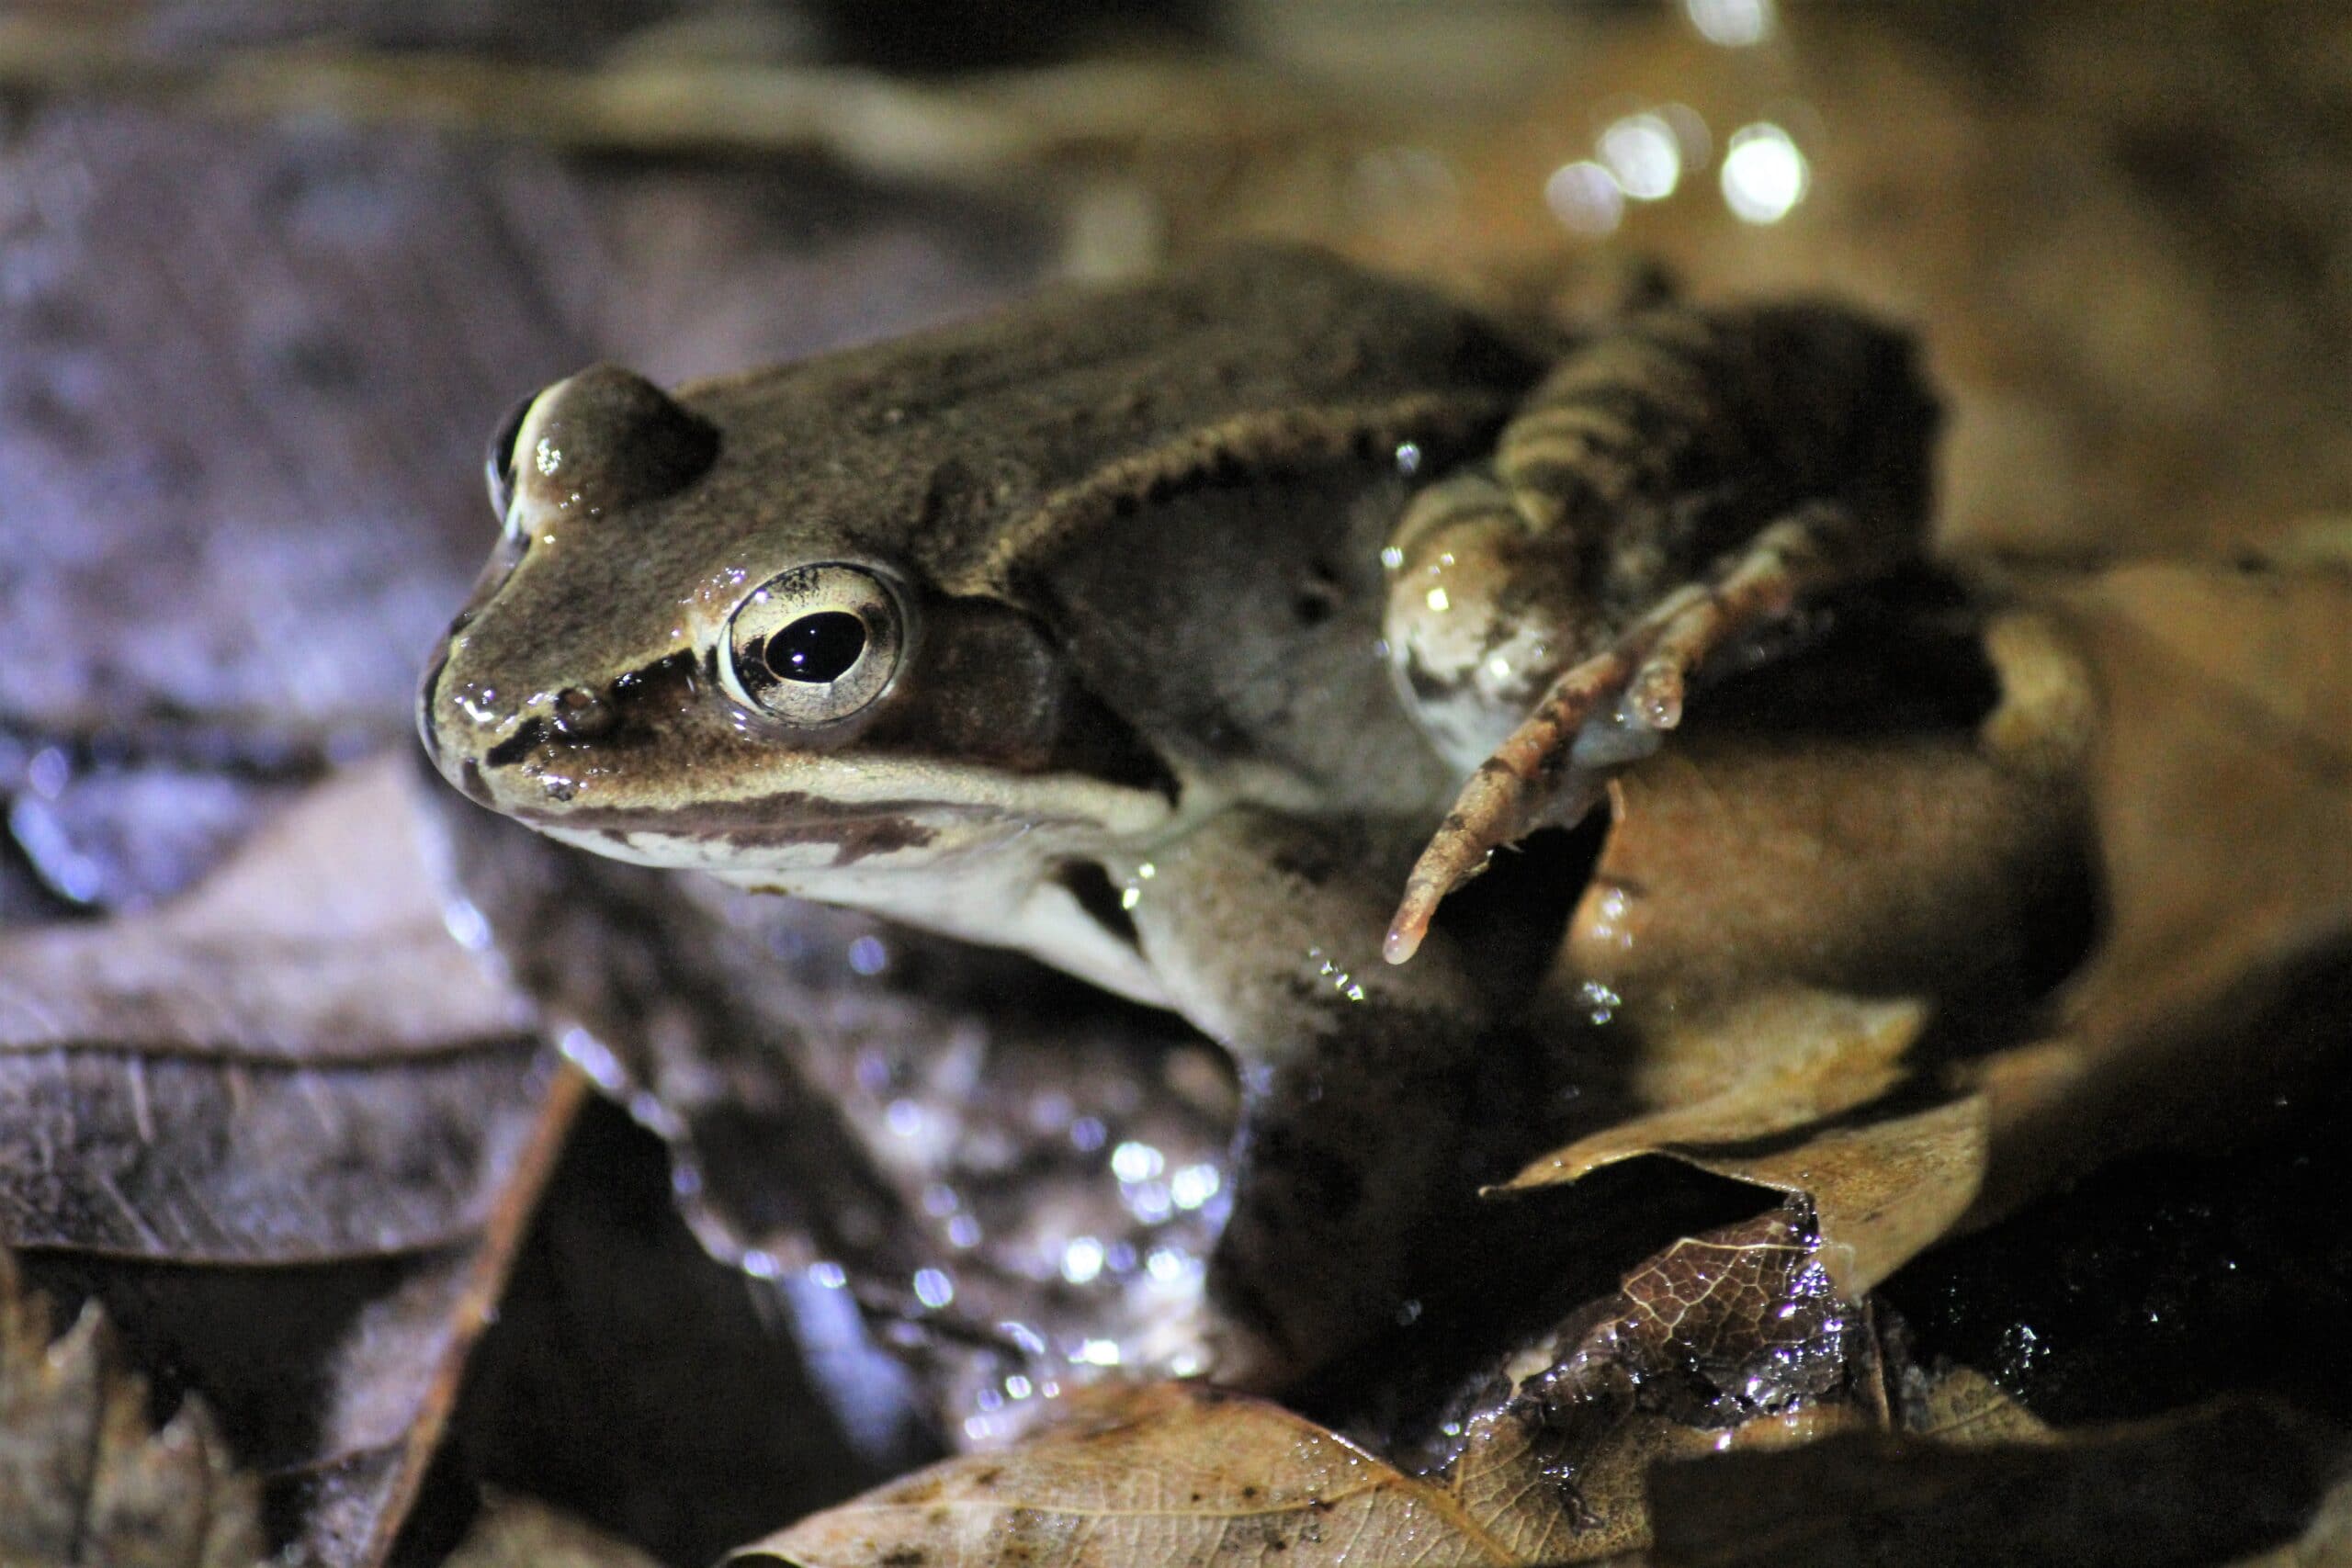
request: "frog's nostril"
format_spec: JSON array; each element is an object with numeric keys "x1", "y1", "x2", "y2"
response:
[{"x1": 551, "y1": 684, "x2": 617, "y2": 739}]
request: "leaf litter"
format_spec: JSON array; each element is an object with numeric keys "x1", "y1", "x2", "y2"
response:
[{"x1": 0, "y1": 1240, "x2": 266, "y2": 1568}]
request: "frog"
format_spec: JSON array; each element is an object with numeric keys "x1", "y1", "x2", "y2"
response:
[{"x1": 417, "y1": 246, "x2": 1939, "y2": 1386}]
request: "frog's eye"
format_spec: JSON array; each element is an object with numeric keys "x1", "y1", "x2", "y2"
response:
[
  {"x1": 720, "y1": 564, "x2": 909, "y2": 727},
  {"x1": 484, "y1": 389, "x2": 537, "y2": 525}
]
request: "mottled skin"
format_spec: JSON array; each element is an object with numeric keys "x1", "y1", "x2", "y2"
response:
[{"x1": 418, "y1": 247, "x2": 1937, "y2": 1382}]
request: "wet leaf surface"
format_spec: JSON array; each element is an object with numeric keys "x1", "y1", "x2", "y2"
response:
[
  {"x1": 1648, "y1": 1396, "x2": 2346, "y2": 1568},
  {"x1": 1881, "y1": 1060, "x2": 2352, "y2": 1433},
  {"x1": 0, "y1": 1242, "x2": 266, "y2": 1568},
  {"x1": 754, "y1": 1205, "x2": 1894, "y2": 1566},
  {"x1": 448, "y1": 1095, "x2": 917, "y2": 1566},
  {"x1": 0, "y1": 762, "x2": 581, "y2": 1564},
  {"x1": 420, "y1": 785, "x2": 1237, "y2": 1449}
]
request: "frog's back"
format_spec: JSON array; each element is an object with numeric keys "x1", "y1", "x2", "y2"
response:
[
  {"x1": 691, "y1": 247, "x2": 1550, "y2": 597},
  {"x1": 966, "y1": 251, "x2": 1554, "y2": 822}
]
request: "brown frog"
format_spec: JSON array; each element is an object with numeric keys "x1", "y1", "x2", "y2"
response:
[{"x1": 417, "y1": 247, "x2": 1938, "y2": 1382}]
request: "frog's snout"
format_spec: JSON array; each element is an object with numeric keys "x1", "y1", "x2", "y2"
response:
[{"x1": 414, "y1": 641, "x2": 495, "y2": 808}]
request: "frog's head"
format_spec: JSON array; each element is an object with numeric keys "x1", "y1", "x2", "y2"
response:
[{"x1": 418, "y1": 366, "x2": 1182, "y2": 948}]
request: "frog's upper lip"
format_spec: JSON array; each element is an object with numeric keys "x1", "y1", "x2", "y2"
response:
[
  {"x1": 526, "y1": 794, "x2": 1018, "y2": 834},
  {"x1": 529, "y1": 794, "x2": 1082, "y2": 874}
]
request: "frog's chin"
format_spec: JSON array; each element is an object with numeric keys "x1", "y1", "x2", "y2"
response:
[{"x1": 534, "y1": 816, "x2": 1173, "y2": 1010}]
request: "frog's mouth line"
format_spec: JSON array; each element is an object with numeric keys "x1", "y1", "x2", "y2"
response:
[
  {"x1": 531, "y1": 794, "x2": 1096, "y2": 874},
  {"x1": 562, "y1": 809, "x2": 939, "y2": 869},
  {"x1": 561, "y1": 798, "x2": 947, "y2": 852}
]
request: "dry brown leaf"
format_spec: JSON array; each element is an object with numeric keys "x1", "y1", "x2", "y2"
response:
[
  {"x1": 1902, "y1": 1363, "x2": 2050, "y2": 1449},
  {"x1": 2228, "y1": 1468, "x2": 2352, "y2": 1568},
  {"x1": 748, "y1": 1208, "x2": 1889, "y2": 1566},
  {"x1": 1966, "y1": 557, "x2": 2352, "y2": 1223},
  {"x1": 1508, "y1": 551, "x2": 2351, "y2": 1307},
  {"x1": 739, "y1": 1381, "x2": 1528, "y2": 1567},
  {"x1": 442, "y1": 1492, "x2": 667, "y2": 1568},
  {"x1": 0, "y1": 760, "x2": 583, "y2": 1565},
  {"x1": 1506, "y1": 725, "x2": 2068, "y2": 1295},
  {"x1": 1546, "y1": 735, "x2": 2081, "y2": 1024},
  {"x1": 0, "y1": 1242, "x2": 266, "y2": 1568}
]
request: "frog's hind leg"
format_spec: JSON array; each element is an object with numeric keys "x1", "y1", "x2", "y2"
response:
[{"x1": 1385, "y1": 497, "x2": 1864, "y2": 964}]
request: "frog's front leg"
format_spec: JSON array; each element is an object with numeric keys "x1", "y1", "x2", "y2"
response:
[
  {"x1": 1383, "y1": 302, "x2": 1940, "y2": 961},
  {"x1": 1114, "y1": 809, "x2": 1503, "y2": 1387}
]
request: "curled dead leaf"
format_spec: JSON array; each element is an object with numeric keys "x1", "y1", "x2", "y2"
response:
[
  {"x1": 1505, "y1": 724, "x2": 2066, "y2": 1296},
  {"x1": 1505, "y1": 549, "x2": 2350, "y2": 1305},
  {"x1": 1967, "y1": 555, "x2": 2352, "y2": 1221},
  {"x1": 0, "y1": 1242, "x2": 266, "y2": 1568}
]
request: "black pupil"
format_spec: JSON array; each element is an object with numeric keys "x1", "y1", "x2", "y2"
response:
[{"x1": 765, "y1": 611, "x2": 867, "y2": 683}]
